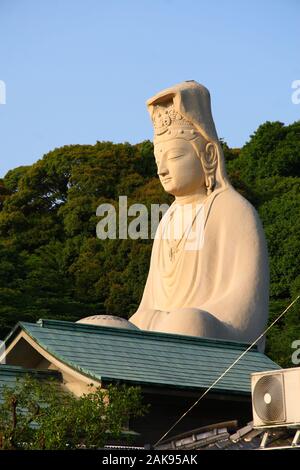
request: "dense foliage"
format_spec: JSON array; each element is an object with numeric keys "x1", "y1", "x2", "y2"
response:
[
  {"x1": 0, "y1": 121, "x2": 299, "y2": 366},
  {"x1": 0, "y1": 375, "x2": 147, "y2": 449}
]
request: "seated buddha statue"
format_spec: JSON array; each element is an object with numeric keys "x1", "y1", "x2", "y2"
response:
[{"x1": 129, "y1": 80, "x2": 269, "y2": 351}]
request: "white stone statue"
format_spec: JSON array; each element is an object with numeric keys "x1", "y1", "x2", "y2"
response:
[{"x1": 129, "y1": 81, "x2": 269, "y2": 351}]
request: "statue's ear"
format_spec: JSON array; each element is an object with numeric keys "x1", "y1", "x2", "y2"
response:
[{"x1": 203, "y1": 142, "x2": 218, "y2": 195}]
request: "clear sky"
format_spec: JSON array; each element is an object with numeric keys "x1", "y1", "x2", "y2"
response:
[{"x1": 0, "y1": 0, "x2": 299, "y2": 177}]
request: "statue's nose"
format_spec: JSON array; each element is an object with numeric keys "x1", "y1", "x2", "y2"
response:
[
  {"x1": 158, "y1": 168, "x2": 168, "y2": 177},
  {"x1": 157, "y1": 161, "x2": 169, "y2": 177}
]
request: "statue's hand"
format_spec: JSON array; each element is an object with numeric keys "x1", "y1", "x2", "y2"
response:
[
  {"x1": 156, "y1": 308, "x2": 223, "y2": 337},
  {"x1": 130, "y1": 307, "x2": 231, "y2": 340}
]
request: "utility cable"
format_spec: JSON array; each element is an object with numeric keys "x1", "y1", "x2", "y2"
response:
[{"x1": 154, "y1": 295, "x2": 300, "y2": 448}]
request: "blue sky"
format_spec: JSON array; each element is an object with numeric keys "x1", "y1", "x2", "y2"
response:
[{"x1": 0, "y1": 0, "x2": 299, "y2": 177}]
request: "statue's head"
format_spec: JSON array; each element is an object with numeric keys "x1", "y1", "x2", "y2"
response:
[{"x1": 147, "y1": 81, "x2": 229, "y2": 197}]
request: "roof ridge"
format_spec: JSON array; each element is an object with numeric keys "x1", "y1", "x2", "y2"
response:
[{"x1": 32, "y1": 318, "x2": 258, "y2": 351}]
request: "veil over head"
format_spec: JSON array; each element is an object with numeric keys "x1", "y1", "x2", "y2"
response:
[{"x1": 147, "y1": 80, "x2": 229, "y2": 192}]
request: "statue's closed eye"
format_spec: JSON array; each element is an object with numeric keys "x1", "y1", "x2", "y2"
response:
[
  {"x1": 155, "y1": 154, "x2": 185, "y2": 166},
  {"x1": 168, "y1": 154, "x2": 185, "y2": 160}
]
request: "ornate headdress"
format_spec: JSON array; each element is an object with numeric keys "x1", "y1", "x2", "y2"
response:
[
  {"x1": 146, "y1": 81, "x2": 229, "y2": 192},
  {"x1": 151, "y1": 102, "x2": 198, "y2": 141},
  {"x1": 147, "y1": 80, "x2": 219, "y2": 144}
]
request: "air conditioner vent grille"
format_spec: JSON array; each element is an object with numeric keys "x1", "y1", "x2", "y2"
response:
[{"x1": 253, "y1": 374, "x2": 285, "y2": 423}]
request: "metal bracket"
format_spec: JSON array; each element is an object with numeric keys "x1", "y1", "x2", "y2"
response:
[
  {"x1": 259, "y1": 431, "x2": 269, "y2": 449},
  {"x1": 292, "y1": 429, "x2": 300, "y2": 447},
  {"x1": 259, "y1": 428, "x2": 300, "y2": 450}
]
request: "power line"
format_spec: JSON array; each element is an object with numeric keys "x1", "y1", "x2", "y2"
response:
[{"x1": 154, "y1": 295, "x2": 300, "y2": 448}]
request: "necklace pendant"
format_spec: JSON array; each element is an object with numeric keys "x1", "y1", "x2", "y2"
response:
[{"x1": 169, "y1": 247, "x2": 177, "y2": 262}]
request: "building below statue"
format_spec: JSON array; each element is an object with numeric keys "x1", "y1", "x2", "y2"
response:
[{"x1": 0, "y1": 318, "x2": 279, "y2": 445}]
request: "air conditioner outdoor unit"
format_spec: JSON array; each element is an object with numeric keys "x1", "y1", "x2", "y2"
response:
[{"x1": 251, "y1": 367, "x2": 300, "y2": 428}]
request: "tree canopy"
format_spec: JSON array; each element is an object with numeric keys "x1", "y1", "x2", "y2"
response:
[
  {"x1": 0, "y1": 120, "x2": 299, "y2": 366},
  {"x1": 0, "y1": 375, "x2": 147, "y2": 449}
]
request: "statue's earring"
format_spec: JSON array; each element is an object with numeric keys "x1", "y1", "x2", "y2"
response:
[
  {"x1": 205, "y1": 174, "x2": 214, "y2": 195},
  {"x1": 203, "y1": 143, "x2": 217, "y2": 195}
]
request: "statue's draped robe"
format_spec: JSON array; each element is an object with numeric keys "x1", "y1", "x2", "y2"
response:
[{"x1": 130, "y1": 186, "x2": 269, "y2": 350}]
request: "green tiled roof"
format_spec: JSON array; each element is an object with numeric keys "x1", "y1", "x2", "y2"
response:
[{"x1": 5, "y1": 319, "x2": 280, "y2": 395}]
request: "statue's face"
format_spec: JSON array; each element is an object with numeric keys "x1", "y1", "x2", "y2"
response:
[{"x1": 154, "y1": 138, "x2": 205, "y2": 197}]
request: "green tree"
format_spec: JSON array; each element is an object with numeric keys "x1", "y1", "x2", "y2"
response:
[
  {"x1": 0, "y1": 375, "x2": 147, "y2": 450},
  {"x1": 228, "y1": 121, "x2": 300, "y2": 182}
]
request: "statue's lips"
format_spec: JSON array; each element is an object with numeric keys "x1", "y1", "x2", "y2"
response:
[{"x1": 162, "y1": 177, "x2": 172, "y2": 184}]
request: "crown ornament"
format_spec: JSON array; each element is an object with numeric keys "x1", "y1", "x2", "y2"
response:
[{"x1": 152, "y1": 103, "x2": 199, "y2": 140}]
